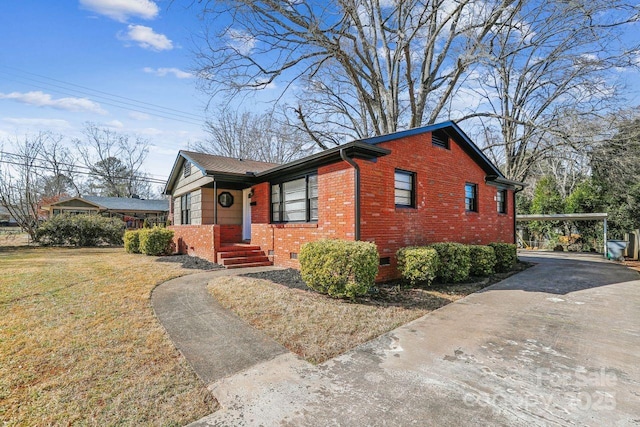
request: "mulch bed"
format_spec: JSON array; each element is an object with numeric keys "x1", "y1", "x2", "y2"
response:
[
  {"x1": 622, "y1": 259, "x2": 640, "y2": 272},
  {"x1": 242, "y1": 261, "x2": 533, "y2": 307},
  {"x1": 155, "y1": 254, "x2": 224, "y2": 270}
]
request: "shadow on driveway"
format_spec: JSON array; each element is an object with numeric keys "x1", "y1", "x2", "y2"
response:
[
  {"x1": 192, "y1": 251, "x2": 640, "y2": 426},
  {"x1": 484, "y1": 251, "x2": 640, "y2": 295}
]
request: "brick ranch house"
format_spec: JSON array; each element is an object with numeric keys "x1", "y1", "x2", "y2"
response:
[{"x1": 164, "y1": 121, "x2": 524, "y2": 281}]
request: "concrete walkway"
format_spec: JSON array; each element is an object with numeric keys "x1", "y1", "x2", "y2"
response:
[
  {"x1": 180, "y1": 253, "x2": 640, "y2": 426},
  {"x1": 152, "y1": 267, "x2": 287, "y2": 386}
]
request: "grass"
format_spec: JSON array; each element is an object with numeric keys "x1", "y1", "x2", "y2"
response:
[
  {"x1": 0, "y1": 229, "x2": 28, "y2": 247},
  {"x1": 208, "y1": 276, "x2": 491, "y2": 364},
  {"x1": 0, "y1": 246, "x2": 216, "y2": 426}
]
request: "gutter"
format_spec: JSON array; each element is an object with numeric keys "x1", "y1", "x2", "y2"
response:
[
  {"x1": 485, "y1": 175, "x2": 527, "y2": 187},
  {"x1": 340, "y1": 148, "x2": 361, "y2": 241}
]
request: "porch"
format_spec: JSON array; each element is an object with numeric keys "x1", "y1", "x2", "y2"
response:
[
  {"x1": 170, "y1": 186, "x2": 272, "y2": 268},
  {"x1": 170, "y1": 224, "x2": 272, "y2": 268}
]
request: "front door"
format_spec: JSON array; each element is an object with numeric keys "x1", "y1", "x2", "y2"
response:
[{"x1": 242, "y1": 188, "x2": 252, "y2": 241}]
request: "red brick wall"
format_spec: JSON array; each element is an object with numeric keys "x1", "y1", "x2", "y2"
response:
[
  {"x1": 250, "y1": 162, "x2": 356, "y2": 268},
  {"x1": 358, "y1": 132, "x2": 514, "y2": 281},
  {"x1": 168, "y1": 225, "x2": 221, "y2": 263},
  {"x1": 250, "y1": 133, "x2": 513, "y2": 280},
  {"x1": 175, "y1": 131, "x2": 514, "y2": 280},
  {"x1": 220, "y1": 225, "x2": 242, "y2": 243}
]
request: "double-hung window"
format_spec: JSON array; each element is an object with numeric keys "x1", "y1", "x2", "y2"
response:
[
  {"x1": 181, "y1": 192, "x2": 191, "y2": 224},
  {"x1": 465, "y1": 183, "x2": 478, "y2": 212},
  {"x1": 271, "y1": 174, "x2": 318, "y2": 222},
  {"x1": 395, "y1": 170, "x2": 415, "y2": 208},
  {"x1": 496, "y1": 189, "x2": 507, "y2": 214}
]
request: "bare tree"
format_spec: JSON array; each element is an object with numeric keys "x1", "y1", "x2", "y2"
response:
[
  {"x1": 194, "y1": 108, "x2": 314, "y2": 163},
  {"x1": 590, "y1": 108, "x2": 640, "y2": 191},
  {"x1": 41, "y1": 134, "x2": 80, "y2": 197},
  {"x1": 194, "y1": 0, "x2": 520, "y2": 147},
  {"x1": 74, "y1": 123, "x2": 151, "y2": 198},
  {"x1": 0, "y1": 134, "x2": 47, "y2": 240},
  {"x1": 458, "y1": 0, "x2": 639, "y2": 180}
]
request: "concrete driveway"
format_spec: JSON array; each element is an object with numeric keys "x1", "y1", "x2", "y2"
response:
[{"x1": 191, "y1": 252, "x2": 640, "y2": 426}]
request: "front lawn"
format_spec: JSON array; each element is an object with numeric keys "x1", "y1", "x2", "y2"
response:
[
  {"x1": 208, "y1": 265, "x2": 529, "y2": 364},
  {"x1": 0, "y1": 229, "x2": 28, "y2": 247},
  {"x1": 0, "y1": 247, "x2": 216, "y2": 425}
]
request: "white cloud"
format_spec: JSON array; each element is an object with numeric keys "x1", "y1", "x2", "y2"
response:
[
  {"x1": 79, "y1": 0, "x2": 159, "y2": 22},
  {"x1": 119, "y1": 25, "x2": 173, "y2": 51},
  {"x1": 129, "y1": 111, "x2": 152, "y2": 121},
  {"x1": 104, "y1": 119, "x2": 124, "y2": 128},
  {"x1": 0, "y1": 91, "x2": 107, "y2": 114},
  {"x1": 149, "y1": 144, "x2": 180, "y2": 156},
  {"x1": 227, "y1": 29, "x2": 256, "y2": 55},
  {"x1": 138, "y1": 127, "x2": 163, "y2": 136},
  {"x1": 2, "y1": 118, "x2": 71, "y2": 128},
  {"x1": 143, "y1": 67, "x2": 193, "y2": 79}
]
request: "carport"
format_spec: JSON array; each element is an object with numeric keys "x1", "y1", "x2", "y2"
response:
[{"x1": 516, "y1": 212, "x2": 608, "y2": 255}]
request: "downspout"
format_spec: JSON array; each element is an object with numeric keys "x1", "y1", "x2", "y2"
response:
[
  {"x1": 340, "y1": 149, "x2": 361, "y2": 241},
  {"x1": 513, "y1": 184, "x2": 525, "y2": 245}
]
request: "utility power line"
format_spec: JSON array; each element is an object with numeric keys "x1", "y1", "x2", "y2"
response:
[
  {"x1": 0, "y1": 150, "x2": 169, "y2": 181},
  {"x1": 0, "y1": 65, "x2": 206, "y2": 127},
  {"x1": 0, "y1": 154, "x2": 168, "y2": 186}
]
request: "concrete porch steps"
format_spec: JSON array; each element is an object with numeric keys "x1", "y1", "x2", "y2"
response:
[{"x1": 217, "y1": 243, "x2": 272, "y2": 269}]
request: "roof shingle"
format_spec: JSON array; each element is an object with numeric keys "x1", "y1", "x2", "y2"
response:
[
  {"x1": 181, "y1": 151, "x2": 280, "y2": 176},
  {"x1": 82, "y1": 196, "x2": 169, "y2": 212}
]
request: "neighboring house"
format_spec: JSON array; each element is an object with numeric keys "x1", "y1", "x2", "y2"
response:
[
  {"x1": 164, "y1": 121, "x2": 524, "y2": 280},
  {"x1": 0, "y1": 205, "x2": 18, "y2": 227},
  {"x1": 42, "y1": 196, "x2": 169, "y2": 229}
]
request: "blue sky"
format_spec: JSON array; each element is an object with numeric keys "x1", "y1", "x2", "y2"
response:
[
  {"x1": 1, "y1": 1, "x2": 639, "y2": 186},
  {"x1": 0, "y1": 0, "x2": 211, "y2": 181}
]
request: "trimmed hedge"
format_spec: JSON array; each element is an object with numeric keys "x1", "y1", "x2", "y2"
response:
[
  {"x1": 36, "y1": 213, "x2": 124, "y2": 247},
  {"x1": 430, "y1": 242, "x2": 471, "y2": 283},
  {"x1": 396, "y1": 246, "x2": 439, "y2": 287},
  {"x1": 468, "y1": 245, "x2": 496, "y2": 276},
  {"x1": 139, "y1": 227, "x2": 174, "y2": 256},
  {"x1": 488, "y1": 242, "x2": 517, "y2": 272},
  {"x1": 299, "y1": 239, "x2": 378, "y2": 299},
  {"x1": 124, "y1": 229, "x2": 141, "y2": 254}
]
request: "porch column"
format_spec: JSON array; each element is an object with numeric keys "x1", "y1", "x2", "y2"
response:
[{"x1": 213, "y1": 180, "x2": 218, "y2": 224}]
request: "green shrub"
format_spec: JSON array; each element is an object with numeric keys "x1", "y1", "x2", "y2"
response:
[
  {"x1": 468, "y1": 245, "x2": 496, "y2": 276},
  {"x1": 488, "y1": 242, "x2": 517, "y2": 272},
  {"x1": 396, "y1": 246, "x2": 439, "y2": 287},
  {"x1": 124, "y1": 230, "x2": 141, "y2": 253},
  {"x1": 36, "y1": 214, "x2": 124, "y2": 247},
  {"x1": 139, "y1": 227, "x2": 174, "y2": 256},
  {"x1": 299, "y1": 239, "x2": 378, "y2": 299},
  {"x1": 430, "y1": 242, "x2": 471, "y2": 283}
]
